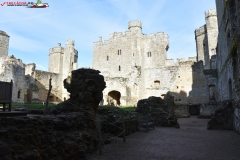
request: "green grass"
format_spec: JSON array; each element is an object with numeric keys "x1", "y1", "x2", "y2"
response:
[
  {"x1": 98, "y1": 105, "x2": 136, "y2": 111},
  {"x1": 11, "y1": 103, "x2": 56, "y2": 110}
]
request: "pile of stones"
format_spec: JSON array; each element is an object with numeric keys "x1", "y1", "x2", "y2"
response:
[
  {"x1": 98, "y1": 106, "x2": 139, "y2": 141},
  {"x1": 136, "y1": 96, "x2": 180, "y2": 128}
]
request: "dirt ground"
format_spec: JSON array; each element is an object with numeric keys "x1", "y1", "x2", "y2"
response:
[{"x1": 88, "y1": 116, "x2": 240, "y2": 160}]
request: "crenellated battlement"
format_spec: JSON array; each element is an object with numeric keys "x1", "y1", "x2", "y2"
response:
[
  {"x1": 195, "y1": 25, "x2": 206, "y2": 37},
  {"x1": 49, "y1": 43, "x2": 64, "y2": 55},
  {"x1": 0, "y1": 30, "x2": 9, "y2": 37},
  {"x1": 205, "y1": 9, "x2": 217, "y2": 18},
  {"x1": 128, "y1": 20, "x2": 142, "y2": 29},
  {"x1": 146, "y1": 32, "x2": 169, "y2": 40},
  {"x1": 66, "y1": 39, "x2": 75, "y2": 46}
]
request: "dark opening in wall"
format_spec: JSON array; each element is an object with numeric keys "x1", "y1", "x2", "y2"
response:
[
  {"x1": 119, "y1": 66, "x2": 121, "y2": 71},
  {"x1": 203, "y1": 44, "x2": 206, "y2": 51},
  {"x1": 118, "y1": 50, "x2": 121, "y2": 55},
  {"x1": 49, "y1": 96, "x2": 54, "y2": 102},
  {"x1": 147, "y1": 52, "x2": 152, "y2": 57},
  {"x1": 17, "y1": 90, "x2": 21, "y2": 98},
  {"x1": 107, "y1": 56, "x2": 109, "y2": 61},
  {"x1": 133, "y1": 53, "x2": 134, "y2": 56},
  {"x1": 108, "y1": 90, "x2": 121, "y2": 106},
  {"x1": 154, "y1": 80, "x2": 160, "y2": 87}
]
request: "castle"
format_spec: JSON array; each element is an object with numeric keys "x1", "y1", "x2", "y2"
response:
[
  {"x1": 92, "y1": 14, "x2": 218, "y2": 110},
  {"x1": 1, "y1": 0, "x2": 240, "y2": 133},
  {"x1": 0, "y1": 30, "x2": 78, "y2": 103}
]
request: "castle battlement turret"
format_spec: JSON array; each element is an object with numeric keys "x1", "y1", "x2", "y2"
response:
[
  {"x1": 195, "y1": 25, "x2": 206, "y2": 37},
  {"x1": 128, "y1": 20, "x2": 142, "y2": 29},
  {"x1": 128, "y1": 20, "x2": 142, "y2": 34},
  {"x1": 66, "y1": 39, "x2": 75, "y2": 46},
  {"x1": 49, "y1": 43, "x2": 64, "y2": 55},
  {"x1": 205, "y1": 9, "x2": 217, "y2": 18}
]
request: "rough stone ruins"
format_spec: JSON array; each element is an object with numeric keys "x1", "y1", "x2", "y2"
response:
[{"x1": 0, "y1": 0, "x2": 240, "y2": 132}]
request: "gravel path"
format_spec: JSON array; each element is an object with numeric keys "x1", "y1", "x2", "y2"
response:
[{"x1": 88, "y1": 116, "x2": 240, "y2": 160}]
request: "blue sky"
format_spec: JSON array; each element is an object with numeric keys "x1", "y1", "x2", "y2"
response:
[{"x1": 1, "y1": 0, "x2": 216, "y2": 71}]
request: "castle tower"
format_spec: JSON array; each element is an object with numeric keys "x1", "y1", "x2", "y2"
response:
[
  {"x1": 0, "y1": 30, "x2": 10, "y2": 57},
  {"x1": 48, "y1": 43, "x2": 64, "y2": 73},
  {"x1": 61, "y1": 39, "x2": 78, "y2": 99},
  {"x1": 205, "y1": 9, "x2": 218, "y2": 61},
  {"x1": 128, "y1": 20, "x2": 142, "y2": 35},
  {"x1": 195, "y1": 9, "x2": 218, "y2": 69}
]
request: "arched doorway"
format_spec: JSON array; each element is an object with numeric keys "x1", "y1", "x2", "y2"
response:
[{"x1": 108, "y1": 90, "x2": 121, "y2": 106}]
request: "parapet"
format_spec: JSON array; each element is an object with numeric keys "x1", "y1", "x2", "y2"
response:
[
  {"x1": 128, "y1": 20, "x2": 142, "y2": 29},
  {"x1": 49, "y1": 43, "x2": 64, "y2": 55},
  {"x1": 188, "y1": 56, "x2": 197, "y2": 61},
  {"x1": 195, "y1": 25, "x2": 206, "y2": 37},
  {"x1": 205, "y1": 9, "x2": 217, "y2": 18},
  {"x1": 66, "y1": 39, "x2": 75, "y2": 46},
  {"x1": 0, "y1": 30, "x2": 9, "y2": 37},
  {"x1": 177, "y1": 58, "x2": 186, "y2": 63}
]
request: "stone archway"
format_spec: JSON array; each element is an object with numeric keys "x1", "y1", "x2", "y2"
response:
[{"x1": 108, "y1": 90, "x2": 121, "y2": 106}]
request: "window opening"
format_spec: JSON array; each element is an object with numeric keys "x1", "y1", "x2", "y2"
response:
[
  {"x1": 119, "y1": 66, "x2": 121, "y2": 71},
  {"x1": 18, "y1": 90, "x2": 21, "y2": 98}
]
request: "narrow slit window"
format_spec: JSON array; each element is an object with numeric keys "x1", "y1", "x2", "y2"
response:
[
  {"x1": 18, "y1": 90, "x2": 21, "y2": 98},
  {"x1": 119, "y1": 66, "x2": 121, "y2": 71},
  {"x1": 107, "y1": 56, "x2": 109, "y2": 61}
]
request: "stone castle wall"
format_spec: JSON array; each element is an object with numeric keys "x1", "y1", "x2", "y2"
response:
[
  {"x1": 0, "y1": 31, "x2": 78, "y2": 103},
  {"x1": 93, "y1": 20, "x2": 205, "y2": 107}
]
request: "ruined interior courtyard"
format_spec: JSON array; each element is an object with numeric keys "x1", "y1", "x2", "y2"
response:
[{"x1": 0, "y1": 0, "x2": 240, "y2": 159}]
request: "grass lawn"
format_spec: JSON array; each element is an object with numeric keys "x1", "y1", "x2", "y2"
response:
[
  {"x1": 10, "y1": 103, "x2": 56, "y2": 110},
  {"x1": 98, "y1": 105, "x2": 136, "y2": 111},
  {"x1": 1, "y1": 103, "x2": 136, "y2": 111}
]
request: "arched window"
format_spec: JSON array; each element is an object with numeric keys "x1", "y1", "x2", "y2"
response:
[{"x1": 119, "y1": 66, "x2": 121, "y2": 71}]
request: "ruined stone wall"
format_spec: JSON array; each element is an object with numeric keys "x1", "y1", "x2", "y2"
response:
[
  {"x1": 169, "y1": 61, "x2": 196, "y2": 105},
  {"x1": 32, "y1": 70, "x2": 62, "y2": 102},
  {"x1": 0, "y1": 30, "x2": 9, "y2": 57},
  {"x1": 0, "y1": 56, "x2": 26, "y2": 103},
  {"x1": 144, "y1": 66, "x2": 178, "y2": 99},
  {"x1": 188, "y1": 61, "x2": 209, "y2": 104}
]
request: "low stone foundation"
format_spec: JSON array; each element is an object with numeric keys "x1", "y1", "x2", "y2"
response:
[{"x1": 0, "y1": 113, "x2": 97, "y2": 159}]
